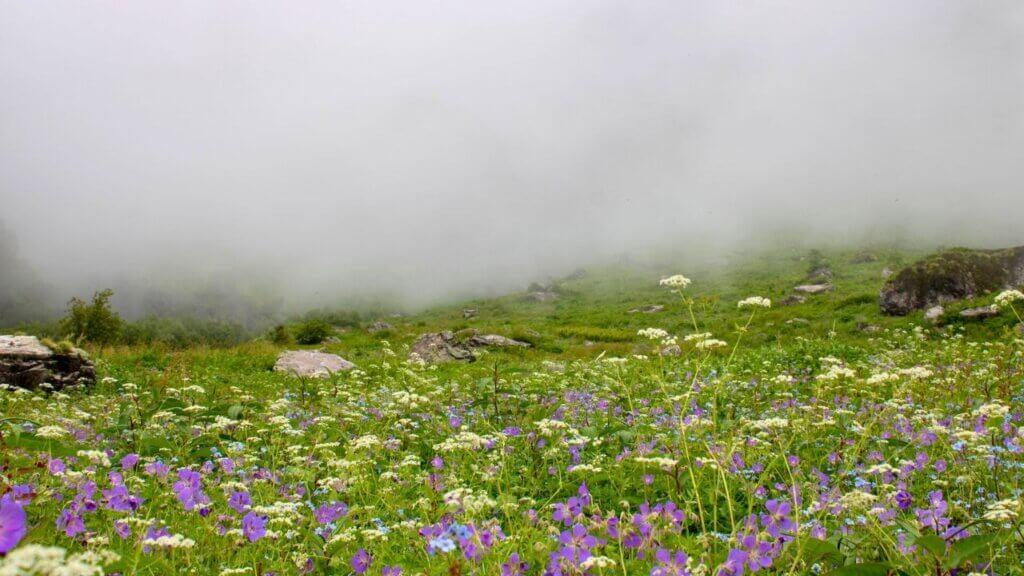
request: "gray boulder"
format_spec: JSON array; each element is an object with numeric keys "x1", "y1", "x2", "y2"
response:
[
  {"x1": 924, "y1": 305, "x2": 945, "y2": 324},
  {"x1": 794, "y1": 284, "x2": 834, "y2": 295},
  {"x1": 367, "y1": 321, "x2": 393, "y2": 333},
  {"x1": 0, "y1": 335, "x2": 95, "y2": 391},
  {"x1": 409, "y1": 332, "x2": 476, "y2": 364},
  {"x1": 274, "y1": 350, "x2": 355, "y2": 378},
  {"x1": 960, "y1": 305, "x2": 1000, "y2": 320}
]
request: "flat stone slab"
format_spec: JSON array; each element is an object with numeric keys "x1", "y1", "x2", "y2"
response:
[
  {"x1": 467, "y1": 334, "x2": 531, "y2": 348},
  {"x1": 0, "y1": 335, "x2": 53, "y2": 360},
  {"x1": 794, "y1": 283, "x2": 834, "y2": 295},
  {"x1": 274, "y1": 350, "x2": 355, "y2": 378},
  {"x1": 960, "y1": 305, "x2": 1000, "y2": 320}
]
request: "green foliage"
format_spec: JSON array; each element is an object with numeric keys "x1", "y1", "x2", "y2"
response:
[
  {"x1": 269, "y1": 324, "x2": 292, "y2": 345},
  {"x1": 294, "y1": 319, "x2": 332, "y2": 345},
  {"x1": 59, "y1": 289, "x2": 122, "y2": 345},
  {"x1": 120, "y1": 316, "x2": 248, "y2": 348}
]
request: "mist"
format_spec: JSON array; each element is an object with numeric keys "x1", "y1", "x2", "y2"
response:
[{"x1": 2, "y1": 1, "x2": 1023, "y2": 324}]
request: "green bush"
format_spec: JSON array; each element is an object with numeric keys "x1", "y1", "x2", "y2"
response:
[
  {"x1": 294, "y1": 320, "x2": 332, "y2": 345},
  {"x1": 269, "y1": 324, "x2": 291, "y2": 345},
  {"x1": 60, "y1": 289, "x2": 123, "y2": 345}
]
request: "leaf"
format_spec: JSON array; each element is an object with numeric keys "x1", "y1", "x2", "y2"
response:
[
  {"x1": 800, "y1": 538, "x2": 844, "y2": 565},
  {"x1": 227, "y1": 404, "x2": 244, "y2": 419},
  {"x1": 915, "y1": 533, "x2": 946, "y2": 559},
  {"x1": 944, "y1": 533, "x2": 1003, "y2": 569},
  {"x1": 823, "y1": 562, "x2": 892, "y2": 576}
]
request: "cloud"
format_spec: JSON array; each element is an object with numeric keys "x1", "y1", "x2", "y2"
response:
[{"x1": 1, "y1": 0, "x2": 1022, "y2": 321}]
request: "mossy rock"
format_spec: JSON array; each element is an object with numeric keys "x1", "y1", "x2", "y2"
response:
[{"x1": 879, "y1": 246, "x2": 1024, "y2": 315}]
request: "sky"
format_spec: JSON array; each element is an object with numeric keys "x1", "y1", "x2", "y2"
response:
[{"x1": 2, "y1": 1, "x2": 1023, "y2": 320}]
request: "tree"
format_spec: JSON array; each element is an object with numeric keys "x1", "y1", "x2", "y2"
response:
[{"x1": 60, "y1": 289, "x2": 123, "y2": 345}]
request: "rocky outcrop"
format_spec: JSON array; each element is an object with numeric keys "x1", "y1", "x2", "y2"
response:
[
  {"x1": 367, "y1": 321, "x2": 393, "y2": 333},
  {"x1": 880, "y1": 247, "x2": 1024, "y2": 316},
  {"x1": 273, "y1": 350, "x2": 355, "y2": 378},
  {"x1": 409, "y1": 332, "x2": 532, "y2": 364},
  {"x1": 409, "y1": 332, "x2": 476, "y2": 364},
  {"x1": 0, "y1": 336, "x2": 95, "y2": 391}
]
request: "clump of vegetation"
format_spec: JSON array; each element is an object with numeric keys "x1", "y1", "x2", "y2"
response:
[
  {"x1": 59, "y1": 289, "x2": 123, "y2": 345},
  {"x1": 294, "y1": 319, "x2": 332, "y2": 345},
  {"x1": 268, "y1": 324, "x2": 291, "y2": 345}
]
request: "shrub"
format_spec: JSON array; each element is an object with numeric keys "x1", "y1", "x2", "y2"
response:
[
  {"x1": 60, "y1": 289, "x2": 122, "y2": 345},
  {"x1": 269, "y1": 324, "x2": 291, "y2": 345},
  {"x1": 294, "y1": 320, "x2": 332, "y2": 345}
]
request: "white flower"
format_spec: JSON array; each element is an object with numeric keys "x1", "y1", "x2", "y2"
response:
[
  {"x1": 695, "y1": 339, "x2": 727, "y2": 350},
  {"x1": 738, "y1": 296, "x2": 771, "y2": 309},
  {"x1": 35, "y1": 425, "x2": 68, "y2": 439},
  {"x1": 637, "y1": 328, "x2": 669, "y2": 340},
  {"x1": 659, "y1": 275, "x2": 691, "y2": 289},
  {"x1": 994, "y1": 289, "x2": 1024, "y2": 309}
]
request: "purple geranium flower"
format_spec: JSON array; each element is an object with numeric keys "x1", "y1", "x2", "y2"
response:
[
  {"x1": 242, "y1": 511, "x2": 267, "y2": 542},
  {"x1": 0, "y1": 495, "x2": 27, "y2": 554},
  {"x1": 351, "y1": 548, "x2": 371, "y2": 574}
]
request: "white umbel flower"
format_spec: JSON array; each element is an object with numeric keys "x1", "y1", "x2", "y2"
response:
[
  {"x1": 738, "y1": 296, "x2": 772, "y2": 309},
  {"x1": 659, "y1": 275, "x2": 692, "y2": 289}
]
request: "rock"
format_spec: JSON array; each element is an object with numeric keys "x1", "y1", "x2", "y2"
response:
[
  {"x1": 881, "y1": 268, "x2": 894, "y2": 279},
  {"x1": 409, "y1": 332, "x2": 476, "y2": 364},
  {"x1": 856, "y1": 322, "x2": 881, "y2": 334},
  {"x1": 541, "y1": 360, "x2": 566, "y2": 373},
  {"x1": 960, "y1": 305, "x2": 1000, "y2": 320},
  {"x1": 924, "y1": 306, "x2": 945, "y2": 323},
  {"x1": 629, "y1": 304, "x2": 665, "y2": 314},
  {"x1": 525, "y1": 290, "x2": 559, "y2": 303},
  {"x1": 274, "y1": 350, "x2": 355, "y2": 378},
  {"x1": 367, "y1": 321, "x2": 393, "y2": 333},
  {"x1": 323, "y1": 336, "x2": 341, "y2": 344},
  {"x1": 462, "y1": 309, "x2": 478, "y2": 319},
  {"x1": 779, "y1": 295, "x2": 806, "y2": 306},
  {"x1": 851, "y1": 252, "x2": 878, "y2": 264},
  {"x1": 466, "y1": 334, "x2": 531, "y2": 348},
  {"x1": 786, "y1": 318, "x2": 810, "y2": 325},
  {"x1": 880, "y1": 246, "x2": 1024, "y2": 315},
  {"x1": 794, "y1": 284, "x2": 834, "y2": 295},
  {"x1": 0, "y1": 335, "x2": 95, "y2": 391},
  {"x1": 806, "y1": 266, "x2": 834, "y2": 283}
]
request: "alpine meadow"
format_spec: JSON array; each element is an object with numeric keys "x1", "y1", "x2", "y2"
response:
[{"x1": 2, "y1": 2, "x2": 1024, "y2": 576}]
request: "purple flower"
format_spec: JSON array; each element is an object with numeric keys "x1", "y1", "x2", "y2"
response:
[
  {"x1": 229, "y1": 491, "x2": 252, "y2": 513},
  {"x1": 120, "y1": 453, "x2": 139, "y2": 470},
  {"x1": 315, "y1": 501, "x2": 348, "y2": 524},
  {"x1": 56, "y1": 507, "x2": 85, "y2": 538},
  {"x1": 242, "y1": 511, "x2": 267, "y2": 542},
  {"x1": 351, "y1": 548, "x2": 371, "y2": 574},
  {"x1": 382, "y1": 567, "x2": 402, "y2": 576},
  {"x1": 103, "y1": 484, "x2": 143, "y2": 512},
  {"x1": 145, "y1": 460, "x2": 170, "y2": 478},
  {"x1": 502, "y1": 552, "x2": 529, "y2": 576},
  {"x1": 114, "y1": 519, "x2": 131, "y2": 539},
  {"x1": 761, "y1": 499, "x2": 795, "y2": 539},
  {"x1": 0, "y1": 496, "x2": 27, "y2": 554},
  {"x1": 718, "y1": 548, "x2": 749, "y2": 576},
  {"x1": 172, "y1": 469, "x2": 210, "y2": 511},
  {"x1": 48, "y1": 458, "x2": 66, "y2": 475},
  {"x1": 651, "y1": 548, "x2": 691, "y2": 576}
]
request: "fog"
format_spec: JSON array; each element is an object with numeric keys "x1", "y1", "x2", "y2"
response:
[{"x1": 2, "y1": 1, "x2": 1023, "y2": 324}]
